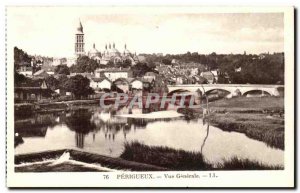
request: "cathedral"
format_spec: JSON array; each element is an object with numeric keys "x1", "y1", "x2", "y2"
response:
[{"x1": 75, "y1": 20, "x2": 139, "y2": 65}]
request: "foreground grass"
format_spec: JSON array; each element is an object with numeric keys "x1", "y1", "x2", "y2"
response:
[
  {"x1": 217, "y1": 157, "x2": 283, "y2": 170},
  {"x1": 120, "y1": 142, "x2": 283, "y2": 170},
  {"x1": 120, "y1": 141, "x2": 212, "y2": 170}
]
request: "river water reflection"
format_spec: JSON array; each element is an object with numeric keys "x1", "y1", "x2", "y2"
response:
[{"x1": 15, "y1": 105, "x2": 284, "y2": 166}]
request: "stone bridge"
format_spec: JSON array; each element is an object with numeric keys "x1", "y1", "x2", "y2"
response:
[{"x1": 167, "y1": 84, "x2": 284, "y2": 96}]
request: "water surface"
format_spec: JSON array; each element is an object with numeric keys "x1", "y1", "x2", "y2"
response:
[{"x1": 15, "y1": 105, "x2": 284, "y2": 166}]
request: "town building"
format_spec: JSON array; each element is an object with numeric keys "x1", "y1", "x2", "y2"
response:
[
  {"x1": 15, "y1": 79, "x2": 52, "y2": 103},
  {"x1": 17, "y1": 62, "x2": 33, "y2": 77},
  {"x1": 143, "y1": 71, "x2": 158, "y2": 81},
  {"x1": 200, "y1": 71, "x2": 216, "y2": 84},
  {"x1": 33, "y1": 69, "x2": 49, "y2": 79},
  {"x1": 75, "y1": 20, "x2": 85, "y2": 57},
  {"x1": 130, "y1": 79, "x2": 143, "y2": 90},
  {"x1": 89, "y1": 77, "x2": 112, "y2": 92},
  {"x1": 94, "y1": 68, "x2": 132, "y2": 81}
]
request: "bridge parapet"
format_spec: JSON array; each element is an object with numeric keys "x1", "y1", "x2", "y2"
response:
[{"x1": 167, "y1": 84, "x2": 283, "y2": 96}]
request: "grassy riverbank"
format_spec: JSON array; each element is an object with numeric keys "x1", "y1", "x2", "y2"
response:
[
  {"x1": 208, "y1": 97, "x2": 284, "y2": 113},
  {"x1": 207, "y1": 112, "x2": 284, "y2": 149},
  {"x1": 207, "y1": 97, "x2": 284, "y2": 150},
  {"x1": 179, "y1": 97, "x2": 284, "y2": 150},
  {"x1": 120, "y1": 141, "x2": 211, "y2": 170},
  {"x1": 120, "y1": 142, "x2": 283, "y2": 170}
]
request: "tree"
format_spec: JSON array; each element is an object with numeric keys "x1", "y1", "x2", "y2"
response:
[
  {"x1": 57, "y1": 74, "x2": 69, "y2": 89},
  {"x1": 131, "y1": 62, "x2": 154, "y2": 77},
  {"x1": 55, "y1": 65, "x2": 70, "y2": 75},
  {"x1": 14, "y1": 71, "x2": 29, "y2": 86},
  {"x1": 45, "y1": 76, "x2": 59, "y2": 91},
  {"x1": 121, "y1": 59, "x2": 132, "y2": 68},
  {"x1": 71, "y1": 56, "x2": 99, "y2": 73},
  {"x1": 162, "y1": 58, "x2": 172, "y2": 65},
  {"x1": 14, "y1": 47, "x2": 32, "y2": 69},
  {"x1": 64, "y1": 75, "x2": 94, "y2": 99}
]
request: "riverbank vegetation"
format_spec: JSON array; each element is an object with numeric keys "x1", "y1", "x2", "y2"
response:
[
  {"x1": 120, "y1": 142, "x2": 283, "y2": 170},
  {"x1": 177, "y1": 97, "x2": 284, "y2": 150},
  {"x1": 120, "y1": 141, "x2": 211, "y2": 170},
  {"x1": 207, "y1": 112, "x2": 284, "y2": 150},
  {"x1": 207, "y1": 97, "x2": 284, "y2": 150}
]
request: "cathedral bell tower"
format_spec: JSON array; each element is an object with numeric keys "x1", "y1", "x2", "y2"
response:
[{"x1": 75, "y1": 20, "x2": 85, "y2": 57}]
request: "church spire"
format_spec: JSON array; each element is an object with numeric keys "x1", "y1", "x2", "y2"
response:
[
  {"x1": 125, "y1": 44, "x2": 127, "y2": 49},
  {"x1": 75, "y1": 19, "x2": 85, "y2": 57},
  {"x1": 77, "y1": 19, "x2": 83, "y2": 33},
  {"x1": 113, "y1": 42, "x2": 115, "y2": 49},
  {"x1": 93, "y1": 43, "x2": 95, "y2": 49}
]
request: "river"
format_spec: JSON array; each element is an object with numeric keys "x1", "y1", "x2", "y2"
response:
[{"x1": 14, "y1": 105, "x2": 284, "y2": 167}]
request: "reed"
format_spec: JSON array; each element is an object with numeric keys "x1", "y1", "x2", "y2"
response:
[
  {"x1": 216, "y1": 157, "x2": 284, "y2": 170},
  {"x1": 120, "y1": 141, "x2": 211, "y2": 170}
]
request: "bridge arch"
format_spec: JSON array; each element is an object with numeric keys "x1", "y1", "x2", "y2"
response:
[
  {"x1": 113, "y1": 78, "x2": 130, "y2": 93},
  {"x1": 242, "y1": 89, "x2": 272, "y2": 97},
  {"x1": 276, "y1": 86, "x2": 284, "y2": 96},
  {"x1": 205, "y1": 88, "x2": 232, "y2": 95},
  {"x1": 167, "y1": 89, "x2": 193, "y2": 96}
]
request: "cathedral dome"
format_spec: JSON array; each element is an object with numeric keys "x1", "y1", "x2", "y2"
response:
[
  {"x1": 89, "y1": 44, "x2": 99, "y2": 54},
  {"x1": 123, "y1": 44, "x2": 131, "y2": 56},
  {"x1": 123, "y1": 49, "x2": 131, "y2": 56},
  {"x1": 108, "y1": 43, "x2": 121, "y2": 57},
  {"x1": 89, "y1": 43, "x2": 100, "y2": 57},
  {"x1": 110, "y1": 48, "x2": 120, "y2": 56}
]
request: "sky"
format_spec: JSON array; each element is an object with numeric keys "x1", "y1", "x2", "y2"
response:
[{"x1": 8, "y1": 7, "x2": 284, "y2": 58}]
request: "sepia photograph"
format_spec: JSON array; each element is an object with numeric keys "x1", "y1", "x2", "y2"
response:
[{"x1": 6, "y1": 6, "x2": 294, "y2": 188}]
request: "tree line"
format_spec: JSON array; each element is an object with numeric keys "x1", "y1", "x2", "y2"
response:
[{"x1": 140, "y1": 52, "x2": 284, "y2": 84}]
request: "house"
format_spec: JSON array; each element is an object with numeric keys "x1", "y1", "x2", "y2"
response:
[
  {"x1": 235, "y1": 67, "x2": 242, "y2": 72},
  {"x1": 144, "y1": 71, "x2": 158, "y2": 80},
  {"x1": 33, "y1": 69, "x2": 49, "y2": 79},
  {"x1": 89, "y1": 77, "x2": 112, "y2": 92},
  {"x1": 174, "y1": 75, "x2": 188, "y2": 85},
  {"x1": 18, "y1": 62, "x2": 33, "y2": 77},
  {"x1": 69, "y1": 72, "x2": 93, "y2": 80},
  {"x1": 211, "y1": 70, "x2": 219, "y2": 82},
  {"x1": 171, "y1": 59, "x2": 179, "y2": 64},
  {"x1": 200, "y1": 71, "x2": 216, "y2": 84},
  {"x1": 141, "y1": 78, "x2": 155, "y2": 92},
  {"x1": 94, "y1": 68, "x2": 132, "y2": 81},
  {"x1": 137, "y1": 55, "x2": 146, "y2": 63},
  {"x1": 130, "y1": 79, "x2": 143, "y2": 90},
  {"x1": 192, "y1": 75, "x2": 208, "y2": 84},
  {"x1": 190, "y1": 68, "x2": 199, "y2": 76},
  {"x1": 41, "y1": 62, "x2": 55, "y2": 75},
  {"x1": 15, "y1": 79, "x2": 52, "y2": 103},
  {"x1": 165, "y1": 78, "x2": 176, "y2": 85}
]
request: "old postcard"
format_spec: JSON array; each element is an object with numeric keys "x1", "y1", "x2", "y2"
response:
[{"x1": 6, "y1": 6, "x2": 294, "y2": 188}]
